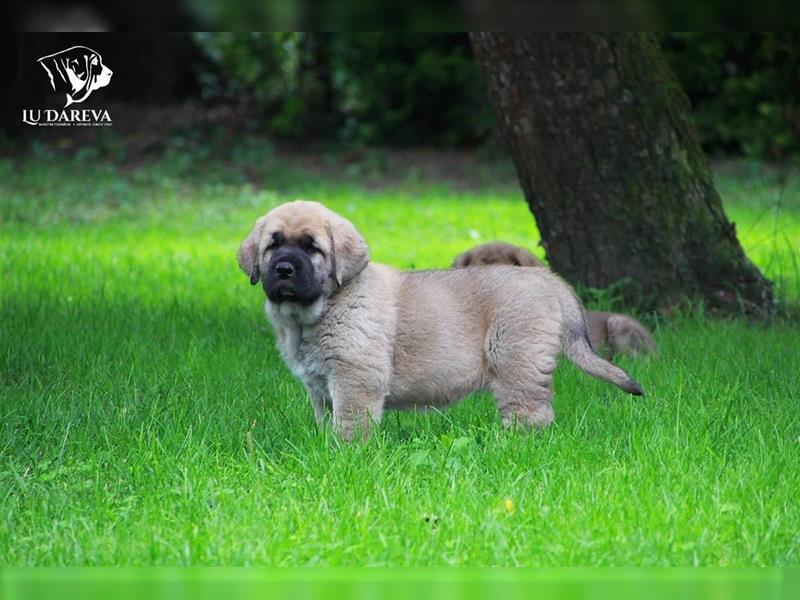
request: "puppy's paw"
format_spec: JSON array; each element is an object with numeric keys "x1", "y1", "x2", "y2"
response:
[
  {"x1": 529, "y1": 403, "x2": 555, "y2": 428},
  {"x1": 502, "y1": 402, "x2": 555, "y2": 430}
]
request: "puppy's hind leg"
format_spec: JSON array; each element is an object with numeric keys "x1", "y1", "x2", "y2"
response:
[
  {"x1": 492, "y1": 378, "x2": 555, "y2": 429},
  {"x1": 486, "y1": 315, "x2": 561, "y2": 429},
  {"x1": 486, "y1": 321, "x2": 559, "y2": 429}
]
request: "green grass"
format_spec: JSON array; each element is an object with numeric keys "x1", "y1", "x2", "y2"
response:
[{"x1": 1, "y1": 147, "x2": 799, "y2": 565}]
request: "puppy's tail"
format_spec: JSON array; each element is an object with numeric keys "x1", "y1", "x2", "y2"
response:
[{"x1": 563, "y1": 302, "x2": 645, "y2": 396}]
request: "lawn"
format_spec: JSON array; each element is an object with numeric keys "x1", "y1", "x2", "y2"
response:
[{"x1": 1, "y1": 144, "x2": 799, "y2": 566}]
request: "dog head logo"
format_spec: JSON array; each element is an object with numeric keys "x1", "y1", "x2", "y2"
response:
[{"x1": 37, "y1": 46, "x2": 113, "y2": 107}]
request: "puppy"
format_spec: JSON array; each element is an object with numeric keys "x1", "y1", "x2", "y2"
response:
[
  {"x1": 453, "y1": 241, "x2": 657, "y2": 361},
  {"x1": 239, "y1": 201, "x2": 643, "y2": 440}
]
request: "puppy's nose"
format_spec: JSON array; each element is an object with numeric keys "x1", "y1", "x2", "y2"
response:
[{"x1": 275, "y1": 261, "x2": 295, "y2": 279}]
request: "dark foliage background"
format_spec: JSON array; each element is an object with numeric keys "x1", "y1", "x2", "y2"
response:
[
  {"x1": 193, "y1": 33, "x2": 492, "y2": 146},
  {"x1": 658, "y1": 33, "x2": 800, "y2": 160}
]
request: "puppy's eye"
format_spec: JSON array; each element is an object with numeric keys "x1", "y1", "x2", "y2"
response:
[
  {"x1": 301, "y1": 235, "x2": 324, "y2": 255},
  {"x1": 266, "y1": 232, "x2": 284, "y2": 251}
]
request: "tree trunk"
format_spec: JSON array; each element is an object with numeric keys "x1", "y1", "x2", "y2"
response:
[{"x1": 469, "y1": 32, "x2": 773, "y2": 315}]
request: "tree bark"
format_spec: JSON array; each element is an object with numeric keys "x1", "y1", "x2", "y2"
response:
[{"x1": 470, "y1": 32, "x2": 773, "y2": 314}]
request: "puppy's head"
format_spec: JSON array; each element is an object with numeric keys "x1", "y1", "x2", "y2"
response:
[
  {"x1": 238, "y1": 200, "x2": 369, "y2": 306},
  {"x1": 452, "y1": 241, "x2": 544, "y2": 268}
]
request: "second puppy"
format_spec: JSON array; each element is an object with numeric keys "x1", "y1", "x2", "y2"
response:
[{"x1": 452, "y1": 242, "x2": 657, "y2": 361}]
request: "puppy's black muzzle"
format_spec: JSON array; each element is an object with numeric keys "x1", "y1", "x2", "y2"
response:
[{"x1": 264, "y1": 247, "x2": 322, "y2": 305}]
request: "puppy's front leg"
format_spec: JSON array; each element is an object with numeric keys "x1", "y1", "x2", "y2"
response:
[
  {"x1": 328, "y1": 375, "x2": 385, "y2": 441},
  {"x1": 308, "y1": 389, "x2": 330, "y2": 426},
  {"x1": 298, "y1": 377, "x2": 332, "y2": 427}
]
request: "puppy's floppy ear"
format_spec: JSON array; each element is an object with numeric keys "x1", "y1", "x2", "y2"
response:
[
  {"x1": 238, "y1": 216, "x2": 267, "y2": 285},
  {"x1": 325, "y1": 217, "x2": 369, "y2": 287},
  {"x1": 452, "y1": 251, "x2": 471, "y2": 268}
]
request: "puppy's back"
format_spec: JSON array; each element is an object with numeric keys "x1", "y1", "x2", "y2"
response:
[
  {"x1": 606, "y1": 313, "x2": 657, "y2": 357},
  {"x1": 395, "y1": 265, "x2": 643, "y2": 397},
  {"x1": 395, "y1": 265, "x2": 570, "y2": 358},
  {"x1": 401, "y1": 265, "x2": 564, "y2": 320},
  {"x1": 387, "y1": 266, "x2": 568, "y2": 407}
]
